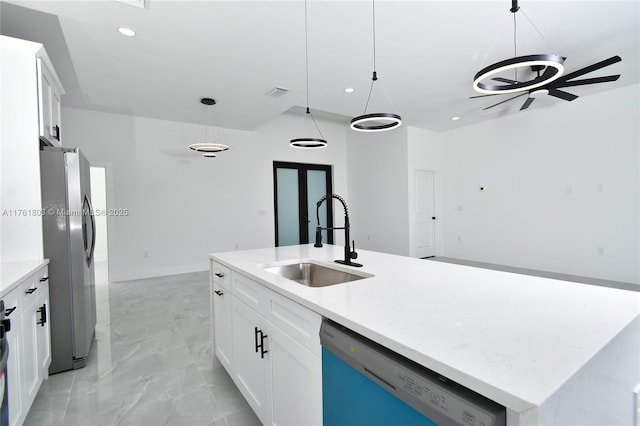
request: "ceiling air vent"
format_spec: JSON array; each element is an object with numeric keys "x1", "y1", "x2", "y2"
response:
[
  {"x1": 266, "y1": 87, "x2": 290, "y2": 97},
  {"x1": 115, "y1": 0, "x2": 148, "y2": 9}
]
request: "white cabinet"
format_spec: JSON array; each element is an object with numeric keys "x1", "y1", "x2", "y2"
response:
[
  {"x1": 211, "y1": 262, "x2": 233, "y2": 372},
  {"x1": 3, "y1": 264, "x2": 51, "y2": 426},
  {"x1": 3, "y1": 288, "x2": 23, "y2": 426},
  {"x1": 267, "y1": 320, "x2": 322, "y2": 425},
  {"x1": 232, "y1": 296, "x2": 270, "y2": 423},
  {"x1": 210, "y1": 260, "x2": 322, "y2": 426},
  {"x1": 36, "y1": 57, "x2": 64, "y2": 146},
  {"x1": 212, "y1": 282, "x2": 233, "y2": 372}
]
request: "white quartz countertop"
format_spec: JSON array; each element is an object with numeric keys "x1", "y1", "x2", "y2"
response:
[
  {"x1": 1, "y1": 259, "x2": 49, "y2": 297},
  {"x1": 210, "y1": 245, "x2": 640, "y2": 414}
]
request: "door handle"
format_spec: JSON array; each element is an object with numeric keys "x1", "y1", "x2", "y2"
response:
[
  {"x1": 254, "y1": 327, "x2": 268, "y2": 358},
  {"x1": 53, "y1": 125, "x2": 60, "y2": 141},
  {"x1": 214, "y1": 273, "x2": 224, "y2": 278},
  {"x1": 214, "y1": 290, "x2": 224, "y2": 296},
  {"x1": 259, "y1": 331, "x2": 268, "y2": 359},
  {"x1": 25, "y1": 287, "x2": 37, "y2": 295},
  {"x1": 432, "y1": 216, "x2": 436, "y2": 220},
  {"x1": 4, "y1": 307, "x2": 16, "y2": 317},
  {"x1": 37, "y1": 304, "x2": 47, "y2": 326}
]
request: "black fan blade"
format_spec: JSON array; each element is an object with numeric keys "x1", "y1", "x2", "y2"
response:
[
  {"x1": 469, "y1": 93, "x2": 505, "y2": 99},
  {"x1": 482, "y1": 92, "x2": 527, "y2": 110},
  {"x1": 492, "y1": 77, "x2": 520, "y2": 84},
  {"x1": 555, "y1": 75, "x2": 620, "y2": 88},
  {"x1": 520, "y1": 97, "x2": 535, "y2": 110},
  {"x1": 555, "y1": 56, "x2": 622, "y2": 83},
  {"x1": 548, "y1": 88, "x2": 578, "y2": 101}
]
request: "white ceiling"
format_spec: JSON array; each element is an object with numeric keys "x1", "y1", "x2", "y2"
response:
[{"x1": 2, "y1": 0, "x2": 638, "y2": 132}]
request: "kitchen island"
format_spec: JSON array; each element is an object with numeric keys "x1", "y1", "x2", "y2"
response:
[{"x1": 210, "y1": 244, "x2": 640, "y2": 426}]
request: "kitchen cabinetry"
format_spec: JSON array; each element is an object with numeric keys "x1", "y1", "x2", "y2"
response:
[
  {"x1": 2, "y1": 264, "x2": 51, "y2": 426},
  {"x1": 36, "y1": 57, "x2": 64, "y2": 146},
  {"x1": 1, "y1": 36, "x2": 64, "y2": 262},
  {"x1": 210, "y1": 262, "x2": 233, "y2": 373},
  {"x1": 210, "y1": 260, "x2": 322, "y2": 425},
  {"x1": 3, "y1": 287, "x2": 23, "y2": 426}
]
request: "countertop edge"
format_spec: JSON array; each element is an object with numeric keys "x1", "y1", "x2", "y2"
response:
[{"x1": 1, "y1": 259, "x2": 50, "y2": 297}]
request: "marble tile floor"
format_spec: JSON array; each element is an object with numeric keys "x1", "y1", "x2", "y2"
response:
[{"x1": 24, "y1": 264, "x2": 261, "y2": 426}]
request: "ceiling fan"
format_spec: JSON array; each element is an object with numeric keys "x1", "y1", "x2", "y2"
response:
[{"x1": 471, "y1": 55, "x2": 622, "y2": 111}]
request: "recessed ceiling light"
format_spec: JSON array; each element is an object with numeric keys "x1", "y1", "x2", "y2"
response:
[
  {"x1": 451, "y1": 116, "x2": 460, "y2": 121},
  {"x1": 344, "y1": 88, "x2": 354, "y2": 93},
  {"x1": 118, "y1": 26, "x2": 136, "y2": 37}
]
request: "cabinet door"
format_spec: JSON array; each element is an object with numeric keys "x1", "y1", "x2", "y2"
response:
[
  {"x1": 3, "y1": 290, "x2": 22, "y2": 426},
  {"x1": 232, "y1": 297, "x2": 269, "y2": 424},
  {"x1": 213, "y1": 282, "x2": 233, "y2": 372},
  {"x1": 35, "y1": 282, "x2": 51, "y2": 377},
  {"x1": 50, "y1": 88, "x2": 62, "y2": 144},
  {"x1": 36, "y1": 58, "x2": 62, "y2": 146},
  {"x1": 21, "y1": 297, "x2": 40, "y2": 408},
  {"x1": 268, "y1": 323, "x2": 322, "y2": 426}
]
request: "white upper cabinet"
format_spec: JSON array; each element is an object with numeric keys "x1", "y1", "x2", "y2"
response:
[{"x1": 36, "y1": 56, "x2": 64, "y2": 146}]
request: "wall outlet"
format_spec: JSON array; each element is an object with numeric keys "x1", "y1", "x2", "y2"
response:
[
  {"x1": 597, "y1": 183, "x2": 604, "y2": 193},
  {"x1": 143, "y1": 250, "x2": 149, "y2": 258},
  {"x1": 566, "y1": 186, "x2": 573, "y2": 195},
  {"x1": 457, "y1": 236, "x2": 462, "y2": 243},
  {"x1": 597, "y1": 247, "x2": 604, "y2": 255}
]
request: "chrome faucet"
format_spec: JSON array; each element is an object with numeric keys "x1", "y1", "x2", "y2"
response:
[{"x1": 314, "y1": 194, "x2": 362, "y2": 267}]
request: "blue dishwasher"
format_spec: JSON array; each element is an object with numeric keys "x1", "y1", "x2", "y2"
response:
[{"x1": 320, "y1": 320, "x2": 506, "y2": 426}]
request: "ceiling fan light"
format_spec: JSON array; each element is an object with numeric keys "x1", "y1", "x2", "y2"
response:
[
  {"x1": 529, "y1": 88, "x2": 549, "y2": 98},
  {"x1": 202, "y1": 153, "x2": 217, "y2": 158},
  {"x1": 290, "y1": 138, "x2": 328, "y2": 149},
  {"x1": 473, "y1": 54, "x2": 565, "y2": 94},
  {"x1": 350, "y1": 113, "x2": 402, "y2": 132}
]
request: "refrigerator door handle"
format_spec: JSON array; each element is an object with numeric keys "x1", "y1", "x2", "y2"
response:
[{"x1": 83, "y1": 194, "x2": 97, "y2": 265}]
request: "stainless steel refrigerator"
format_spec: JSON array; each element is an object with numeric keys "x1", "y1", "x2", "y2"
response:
[{"x1": 40, "y1": 146, "x2": 97, "y2": 374}]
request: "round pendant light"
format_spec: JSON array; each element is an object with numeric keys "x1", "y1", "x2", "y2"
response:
[
  {"x1": 472, "y1": 0, "x2": 564, "y2": 95},
  {"x1": 290, "y1": 138, "x2": 327, "y2": 149},
  {"x1": 189, "y1": 98, "x2": 231, "y2": 158},
  {"x1": 350, "y1": 112, "x2": 402, "y2": 132},
  {"x1": 473, "y1": 54, "x2": 564, "y2": 94},
  {"x1": 188, "y1": 142, "x2": 230, "y2": 153},
  {"x1": 350, "y1": 0, "x2": 401, "y2": 132},
  {"x1": 289, "y1": 0, "x2": 327, "y2": 149}
]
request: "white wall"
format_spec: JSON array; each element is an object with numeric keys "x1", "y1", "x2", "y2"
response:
[
  {"x1": 439, "y1": 84, "x2": 640, "y2": 284},
  {"x1": 61, "y1": 107, "x2": 349, "y2": 282},
  {"x1": 347, "y1": 126, "x2": 410, "y2": 256}
]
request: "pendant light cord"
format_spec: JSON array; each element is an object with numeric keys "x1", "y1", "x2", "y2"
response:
[
  {"x1": 513, "y1": 11, "x2": 518, "y2": 81},
  {"x1": 303, "y1": 0, "x2": 324, "y2": 139},
  {"x1": 363, "y1": 0, "x2": 377, "y2": 114}
]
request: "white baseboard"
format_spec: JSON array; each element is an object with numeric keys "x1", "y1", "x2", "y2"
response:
[{"x1": 110, "y1": 263, "x2": 208, "y2": 283}]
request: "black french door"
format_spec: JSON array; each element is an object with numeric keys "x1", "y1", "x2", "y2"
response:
[{"x1": 273, "y1": 161, "x2": 334, "y2": 247}]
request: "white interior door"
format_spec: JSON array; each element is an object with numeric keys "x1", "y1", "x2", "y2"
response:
[{"x1": 415, "y1": 170, "x2": 436, "y2": 258}]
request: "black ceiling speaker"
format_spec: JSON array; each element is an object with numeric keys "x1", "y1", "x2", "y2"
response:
[{"x1": 472, "y1": 55, "x2": 622, "y2": 111}]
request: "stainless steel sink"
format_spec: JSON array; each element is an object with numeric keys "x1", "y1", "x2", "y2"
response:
[{"x1": 262, "y1": 261, "x2": 372, "y2": 287}]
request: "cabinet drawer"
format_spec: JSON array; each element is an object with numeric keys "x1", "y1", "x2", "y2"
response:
[
  {"x1": 3, "y1": 286, "x2": 21, "y2": 322},
  {"x1": 266, "y1": 290, "x2": 321, "y2": 355},
  {"x1": 20, "y1": 267, "x2": 48, "y2": 307},
  {"x1": 232, "y1": 272, "x2": 266, "y2": 314},
  {"x1": 211, "y1": 260, "x2": 231, "y2": 292}
]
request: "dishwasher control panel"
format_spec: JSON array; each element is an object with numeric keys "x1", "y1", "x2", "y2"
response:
[{"x1": 320, "y1": 319, "x2": 506, "y2": 426}]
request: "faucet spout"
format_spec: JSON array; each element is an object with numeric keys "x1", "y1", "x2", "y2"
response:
[{"x1": 314, "y1": 194, "x2": 363, "y2": 267}]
